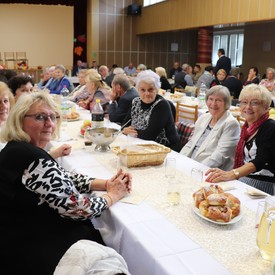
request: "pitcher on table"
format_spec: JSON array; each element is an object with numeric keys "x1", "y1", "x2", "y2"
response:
[{"x1": 257, "y1": 196, "x2": 275, "y2": 261}]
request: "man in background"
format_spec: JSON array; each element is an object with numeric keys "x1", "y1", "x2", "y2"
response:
[
  {"x1": 124, "y1": 62, "x2": 136, "y2": 76},
  {"x1": 109, "y1": 74, "x2": 138, "y2": 124},
  {"x1": 214, "y1": 48, "x2": 231, "y2": 75}
]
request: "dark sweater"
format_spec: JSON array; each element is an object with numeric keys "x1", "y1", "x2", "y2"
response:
[
  {"x1": 0, "y1": 141, "x2": 103, "y2": 274},
  {"x1": 247, "y1": 119, "x2": 275, "y2": 182},
  {"x1": 123, "y1": 95, "x2": 180, "y2": 151}
]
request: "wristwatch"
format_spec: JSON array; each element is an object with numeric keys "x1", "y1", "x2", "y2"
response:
[{"x1": 232, "y1": 169, "x2": 240, "y2": 179}]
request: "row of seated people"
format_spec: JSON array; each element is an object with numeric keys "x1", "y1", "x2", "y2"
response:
[
  {"x1": 0, "y1": 69, "x2": 274, "y2": 273},
  {"x1": 0, "y1": 67, "x2": 274, "y2": 196}
]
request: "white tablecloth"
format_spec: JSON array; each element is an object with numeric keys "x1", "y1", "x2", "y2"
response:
[{"x1": 52, "y1": 107, "x2": 273, "y2": 275}]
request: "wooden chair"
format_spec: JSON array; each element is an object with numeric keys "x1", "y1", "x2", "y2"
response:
[
  {"x1": 0, "y1": 52, "x2": 3, "y2": 66},
  {"x1": 4, "y1": 52, "x2": 16, "y2": 68},
  {"x1": 176, "y1": 102, "x2": 198, "y2": 124}
]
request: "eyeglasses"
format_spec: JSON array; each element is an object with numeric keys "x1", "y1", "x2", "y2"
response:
[
  {"x1": 239, "y1": 100, "x2": 261, "y2": 107},
  {"x1": 24, "y1": 113, "x2": 60, "y2": 123}
]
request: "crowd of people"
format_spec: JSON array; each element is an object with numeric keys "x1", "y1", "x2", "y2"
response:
[{"x1": 0, "y1": 50, "x2": 275, "y2": 273}]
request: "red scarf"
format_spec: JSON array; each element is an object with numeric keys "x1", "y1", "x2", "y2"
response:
[{"x1": 234, "y1": 112, "x2": 269, "y2": 168}]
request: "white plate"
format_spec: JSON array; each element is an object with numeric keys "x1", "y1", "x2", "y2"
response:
[{"x1": 192, "y1": 205, "x2": 242, "y2": 225}]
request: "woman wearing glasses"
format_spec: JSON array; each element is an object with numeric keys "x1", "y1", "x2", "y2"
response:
[
  {"x1": 206, "y1": 84, "x2": 275, "y2": 195},
  {"x1": 0, "y1": 92, "x2": 131, "y2": 274}
]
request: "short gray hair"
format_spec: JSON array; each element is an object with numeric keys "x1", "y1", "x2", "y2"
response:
[
  {"x1": 137, "y1": 64, "x2": 147, "y2": 71},
  {"x1": 206, "y1": 85, "x2": 231, "y2": 110},
  {"x1": 135, "y1": 70, "x2": 161, "y2": 90},
  {"x1": 182, "y1": 63, "x2": 189, "y2": 71},
  {"x1": 266, "y1": 67, "x2": 275, "y2": 77},
  {"x1": 112, "y1": 74, "x2": 131, "y2": 91},
  {"x1": 55, "y1": 64, "x2": 66, "y2": 73},
  {"x1": 113, "y1": 67, "x2": 125, "y2": 75}
]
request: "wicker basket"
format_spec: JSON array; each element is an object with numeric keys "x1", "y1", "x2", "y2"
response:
[{"x1": 111, "y1": 144, "x2": 171, "y2": 168}]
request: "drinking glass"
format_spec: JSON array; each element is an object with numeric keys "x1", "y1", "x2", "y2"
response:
[
  {"x1": 83, "y1": 128, "x2": 93, "y2": 149},
  {"x1": 167, "y1": 179, "x2": 181, "y2": 206},
  {"x1": 165, "y1": 158, "x2": 176, "y2": 179},
  {"x1": 191, "y1": 168, "x2": 203, "y2": 189}
]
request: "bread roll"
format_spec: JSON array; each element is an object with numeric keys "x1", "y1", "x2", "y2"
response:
[
  {"x1": 207, "y1": 193, "x2": 227, "y2": 206},
  {"x1": 207, "y1": 206, "x2": 232, "y2": 223},
  {"x1": 224, "y1": 193, "x2": 241, "y2": 218}
]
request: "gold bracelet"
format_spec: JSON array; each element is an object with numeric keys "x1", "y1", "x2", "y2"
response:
[{"x1": 103, "y1": 194, "x2": 113, "y2": 207}]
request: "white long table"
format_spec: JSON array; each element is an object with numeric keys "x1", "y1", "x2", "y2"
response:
[{"x1": 52, "y1": 107, "x2": 273, "y2": 275}]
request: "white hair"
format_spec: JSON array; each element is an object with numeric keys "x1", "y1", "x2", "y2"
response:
[{"x1": 135, "y1": 70, "x2": 161, "y2": 90}]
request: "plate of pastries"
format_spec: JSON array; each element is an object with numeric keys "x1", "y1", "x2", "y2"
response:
[
  {"x1": 192, "y1": 184, "x2": 242, "y2": 225},
  {"x1": 64, "y1": 111, "x2": 80, "y2": 121}
]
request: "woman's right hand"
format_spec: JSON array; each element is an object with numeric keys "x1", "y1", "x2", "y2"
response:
[
  {"x1": 105, "y1": 169, "x2": 132, "y2": 205},
  {"x1": 122, "y1": 126, "x2": 138, "y2": 136}
]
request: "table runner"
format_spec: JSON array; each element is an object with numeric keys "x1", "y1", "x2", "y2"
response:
[{"x1": 93, "y1": 150, "x2": 272, "y2": 275}]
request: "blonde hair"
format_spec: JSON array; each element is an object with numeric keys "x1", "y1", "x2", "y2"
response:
[
  {"x1": 217, "y1": 69, "x2": 227, "y2": 76},
  {"x1": 239, "y1": 84, "x2": 272, "y2": 108},
  {"x1": 85, "y1": 69, "x2": 110, "y2": 91},
  {"x1": 155, "y1": 67, "x2": 167, "y2": 78},
  {"x1": 1, "y1": 91, "x2": 61, "y2": 143},
  {"x1": 0, "y1": 82, "x2": 15, "y2": 109}
]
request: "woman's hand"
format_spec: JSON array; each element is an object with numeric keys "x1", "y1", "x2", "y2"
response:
[
  {"x1": 205, "y1": 168, "x2": 234, "y2": 183},
  {"x1": 105, "y1": 169, "x2": 132, "y2": 205},
  {"x1": 122, "y1": 126, "x2": 138, "y2": 136},
  {"x1": 49, "y1": 144, "x2": 72, "y2": 159}
]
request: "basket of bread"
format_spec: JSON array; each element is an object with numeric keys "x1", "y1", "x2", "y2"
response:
[
  {"x1": 111, "y1": 144, "x2": 171, "y2": 168},
  {"x1": 192, "y1": 184, "x2": 241, "y2": 224}
]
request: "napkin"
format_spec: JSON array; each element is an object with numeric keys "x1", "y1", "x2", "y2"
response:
[{"x1": 120, "y1": 190, "x2": 149, "y2": 205}]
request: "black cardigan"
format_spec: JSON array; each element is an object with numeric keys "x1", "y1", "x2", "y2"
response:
[{"x1": 248, "y1": 119, "x2": 275, "y2": 182}]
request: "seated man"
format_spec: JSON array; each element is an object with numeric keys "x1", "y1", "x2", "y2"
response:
[
  {"x1": 109, "y1": 74, "x2": 139, "y2": 124},
  {"x1": 222, "y1": 67, "x2": 243, "y2": 99}
]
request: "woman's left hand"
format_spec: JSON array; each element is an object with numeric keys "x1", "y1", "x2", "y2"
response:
[
  {"x1": 107, "y1": 168, "x2": 132, "y2": 193},
  {"x1": 205, "y1": 168, "x2": 233, "y2": 183},
  {"x1": 49, "y1": 144, "x2": 72, "y2": 159}
]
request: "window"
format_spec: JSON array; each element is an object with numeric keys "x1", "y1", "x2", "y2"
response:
[
  {"x1": 143, "y1": 0, "x2": 166, "y2": 7},
  {"x1": 212, "y1": 30, "x2": 244, "y2": 67}
]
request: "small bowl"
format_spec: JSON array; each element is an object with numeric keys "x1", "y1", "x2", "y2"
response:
[{"x1": 85, "y1": 127, "x2": 120, "y2": 152}]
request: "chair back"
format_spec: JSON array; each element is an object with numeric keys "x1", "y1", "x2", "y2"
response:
[
  {"x1": 176, "y1": 121, "x2": 195, "y2": 150},
  {"x1": 4, "y1": 52, "x2": 15, "y2": 61},
  {"x1": 16, "y1": 51, "x2": 27, "y2": 61},
  {"x1": 176, "y1": 102, "x2": 198, "y2": 124}
]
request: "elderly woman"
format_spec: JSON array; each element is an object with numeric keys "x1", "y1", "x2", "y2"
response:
[
  {"x1": 68, "y1": 69, "x2": 87, "y2": 102},
  {"x1": 155, "y1": 66, "x2": 172, "y2": 90},
  {"x1": 0, "y1": 82, "x2": 14, "y2": 127},
  {"x1": 50, "y1": 64, "x2": 74, "y2": 94},
  {"x1": 7, "y1": 75, "x2": 34, "y2": 101},
  {"x1": 78, "y1": 69, "x2": 111, "y2": 113},
  {"x1": 259, "y1": 67, "x2": 275, "y2": 94},
  {"x1": 205, "y1": 84, "x2": 275, "y2": 195},
  {"x1": 0, "y1": 92, "x2": 131, "y2": 274},
  {"x1": 210, "y1": 69, "x2": 227, "y2": 87},
  {"x1": 122, "y1": 70, "x2": 180, "y2": 151},
  {"x1": 0, "y1": 82, "x2": 14, "y2": 151},
  {"x1": 243, "y1": 66, "x2": 260, "y2": 86},
  {"x1": 181, "y1": 86, "x2": 240, "y2": 170}
]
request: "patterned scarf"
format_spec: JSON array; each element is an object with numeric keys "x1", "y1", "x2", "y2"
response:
[{"x1": 234, "y1": 112, "x2": 269, "y2": 168}]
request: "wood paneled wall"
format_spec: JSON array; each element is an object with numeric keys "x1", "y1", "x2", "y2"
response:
[
  {"x1": 87, "y1": 0, "x2": 198, "y2": 73},
  {"x1": 135, "y1": 0, "x2": 275, "y2": 35}
]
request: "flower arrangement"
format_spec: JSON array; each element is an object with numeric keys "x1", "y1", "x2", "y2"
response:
[{"x1": 16, "y1": 60, "x2": 28, "y2": 70}]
